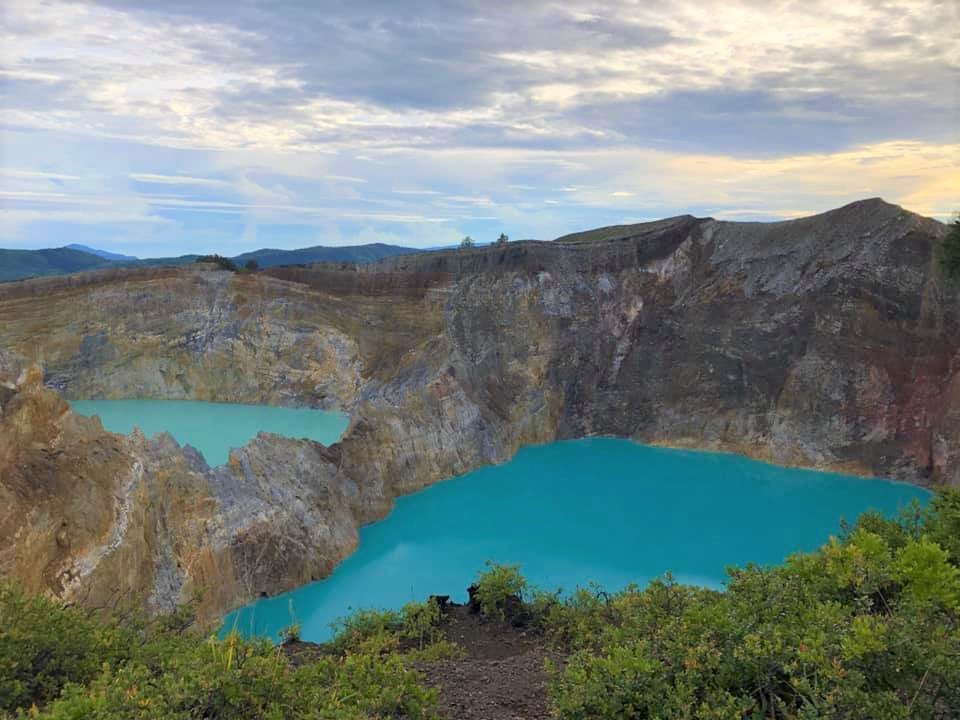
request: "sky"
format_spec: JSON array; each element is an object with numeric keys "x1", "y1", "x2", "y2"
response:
[{"x1": 1, "y1": 0, "x2": 957, "y2": 257}]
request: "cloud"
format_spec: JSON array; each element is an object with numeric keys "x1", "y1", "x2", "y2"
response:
[
  {"x1": 2, "y1": 169, "x2": 81, "y2": 181},
  {"x1": 325, "y1": 175, "x2": 368, "y2": 184},
  {"x1": 0, "y1": 208, "x2": 169, "y2": 225},
  {"x1": 4, "y1": 0, "x2": 954, "y2": 155},
  {"x1": 1, "y1": 0, "x2": 956, "y2": 253},
  {"x1": 130, "y1": 173, "x2": 231, "y2": 187},
  {"x1": 441, "y1": 195, "x2": 496, "y2": 206}
]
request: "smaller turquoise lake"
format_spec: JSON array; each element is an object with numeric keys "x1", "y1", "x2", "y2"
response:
[
  {"x1": 70, "y1": 399, "x2": 349, "y2": 466},
  {"x1": 225, "y1": 438, "x2": 929, "y2": 643}
]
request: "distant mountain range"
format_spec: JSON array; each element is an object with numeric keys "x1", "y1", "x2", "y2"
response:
[
  {"x1": 64, "y1": 244, "x2": 140, "y2": 262},
  {"x1": 0, "y1": 242, "x2": 417, "y2": 283},
  {"x1": 0, "y1": 248, "x2": 118, "y2": 283},
  {"x1": 230, "y1": 243, "x2": 415, "y2": 268}
]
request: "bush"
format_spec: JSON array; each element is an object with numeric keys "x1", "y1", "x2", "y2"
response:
[
  {"x1": 36, "y1": 629, "x2": 441, "y2": 720},
  {"x1": 328, "y1": 600, "x2": 458, "y2": 660},
  {"x1": 279, "y1": 622, "x2": 301, "y2": 644},
  {"x1": 923, "y1": 487, "x2": 960, "y2": 563},
  {"x1": 0, "y1": 586, "x2": 129, "y2": 713},
  {"x1": 194, "y1": 254, "x2": 239, "y2": 272},
  {"x1": 1, "y1": 587, "x2": 441, "y2": 719},
  {"x1": 402, "y1": 598, "x2": 443, "y2": 649},
  {"x1": 329, "y1": 608, "x2": 403, "y2": 653},
  {"x1": 295, "y1": 650, "x2": 438, "y2": 719},
  {"x1": 472, "y1": 561, "x2": 527, "y2": 619}
]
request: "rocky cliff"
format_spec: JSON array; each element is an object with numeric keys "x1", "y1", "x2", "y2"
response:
[
  {"x1": 0, "y1": 366, "x2": 370, "y2": 619},
  {"x1": 1, "y1": 198, "x2": 957, "y2": 618}
]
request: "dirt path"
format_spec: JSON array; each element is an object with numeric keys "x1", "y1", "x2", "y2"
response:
[
  {"x1": 282, "y1": 602, "x2": 560, "y2": 719},
  {"x1": 415, "y1": 604, "x2": 557, "y2": 720}
]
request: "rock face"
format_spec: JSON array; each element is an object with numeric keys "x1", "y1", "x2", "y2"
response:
[
  {"x1": 0, "y1": 266, "x2": 368, "y2": 409},
  {"x1": 1, "y1": 198, "x2": 957, "y2": 619},
  {"x1": 0, "y1": 367, "x2": 369, "y2": 618}
]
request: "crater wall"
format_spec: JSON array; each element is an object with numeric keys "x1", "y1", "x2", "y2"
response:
[{"x1": 2, "y1": 199, "x2": 957, "y2": 618}]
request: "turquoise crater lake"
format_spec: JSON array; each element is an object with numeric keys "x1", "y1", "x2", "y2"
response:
[
  {"x1": 226, "y1": 437, "x2": 929, "y2": 643},
  {"x1": 70, "y1": 399, "x2": 349, "y2": 466}
]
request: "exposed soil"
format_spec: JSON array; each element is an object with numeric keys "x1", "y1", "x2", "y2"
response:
[
  {"x1": 416, "y1": 603, "x2": 558, "y2": 720},
  {"x1": 282, "y1": 598, "x2": 561, "y2": 720}
]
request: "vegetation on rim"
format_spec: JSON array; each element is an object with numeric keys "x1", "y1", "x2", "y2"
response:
[
  {"x1": 939, "y1": 213, "x2": 960, "y2": 282},
  {"x1": 2, "y1": 489, "x2": 957, "y2": 719},
  {"x1": 471, "y1": 561, "x2": 527, "y2": 619}
]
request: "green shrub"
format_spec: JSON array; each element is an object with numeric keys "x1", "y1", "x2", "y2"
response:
[
  {"x1": 30, "y1": 624, "x2": 439, "y2": 720},
  {"x1": 1, "y1": 587, "x2": 441, "y2": 719},
  {"x1": 151, "y1": 598, "x2": 198, "y2": 635},
  {"x1": 404, "y1": 638, "x2": 463, "y2": 662},
  {"x1": 329, "y1": 608, "x2": 403, "y2": 653},
  {"x1": 923, "y1": 487, "x2": 960, "y2": 563},
  {"x1": 402, "y1": 598, "x2": 443, "y2": 649},
  {"x1": 473, "y1": 561, "x2": 527, "y2": 618},
  {"x1": 550, "y1": 644, "x2": 676, "y2": 719},
  {"x1": 0, "y1": 586, "x2": 129, "y2": 713},
  {"x1": 295, "y1": 651, "x2": 439, "y2": 719},
  {"x1": 327, "y1": 599, "x2": 459, "y2": 659},
  {"x1": 279, "y1": 622, "x2": 301, "y2": 644}
]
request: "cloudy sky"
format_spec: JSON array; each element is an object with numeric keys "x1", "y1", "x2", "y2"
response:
[{"x1": 1, "y1": 0, "x2": 957, "y2": 256}]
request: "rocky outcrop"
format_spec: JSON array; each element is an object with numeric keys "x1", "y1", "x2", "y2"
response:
[
  {"x1": 0, "y1": 266, "x2": 370, "y2": 409},
  {"x1": 1, "y1": 198, "x2": 957, "y2": 619},
  {"x1": 0, "y1": 367, "x2": 378, "y2": 618}
]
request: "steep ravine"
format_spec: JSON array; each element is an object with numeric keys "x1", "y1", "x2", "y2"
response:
[{"x1": 1, "y1": 198, "x2": 957, "y2": 619}]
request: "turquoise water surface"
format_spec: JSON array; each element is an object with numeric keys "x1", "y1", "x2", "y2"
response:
[
  {"x1": 71, "y1": 399, "x2": 349, "y2": 466},
  {"x1": 225, "y1": 438, "x2": 929, "y2": 642}
]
